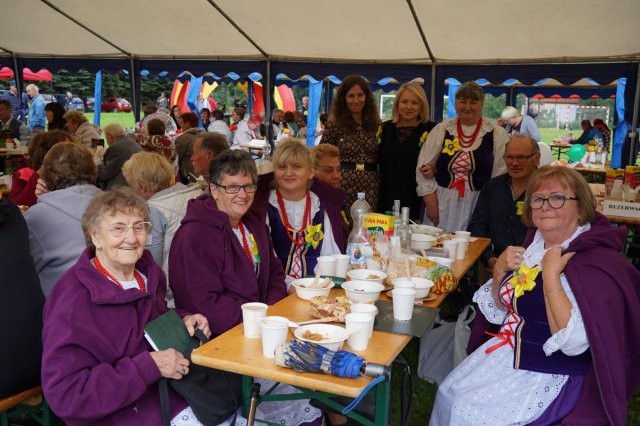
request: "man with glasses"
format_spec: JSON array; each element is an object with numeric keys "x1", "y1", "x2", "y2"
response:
[{"x1": 468, "y1": 135, "x2": 540, "y2": 273}]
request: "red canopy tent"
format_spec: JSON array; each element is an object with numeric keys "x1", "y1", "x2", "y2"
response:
[{"x1": 0, "y1": 67, "x2": 53, "y2": 81}]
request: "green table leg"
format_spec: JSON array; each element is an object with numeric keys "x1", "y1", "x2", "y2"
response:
[
  {"x1": 374, "y1": 373, "x2": 391, "y2": 425},
  {"x1": 241, "y1": 375, "x2": 253, "y2": 418}
]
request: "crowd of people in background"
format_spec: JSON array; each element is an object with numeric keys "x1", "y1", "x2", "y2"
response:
[{"x1": 2, "y1": 75, "x2": 639, "y2": 426}]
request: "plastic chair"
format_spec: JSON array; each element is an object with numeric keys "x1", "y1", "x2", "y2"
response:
[{"x1": 538, "y1": 142, "x2": 553, "y2": 166}]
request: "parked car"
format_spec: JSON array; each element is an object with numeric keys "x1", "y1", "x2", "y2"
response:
[
  {"x1": 101, "y1": 97, "x2": 132, "y2": 113},
  {"x1": 85, "y1": 97, "x2": 95, "y2": 112},
  {"x1": 40, "y1": 94, "x2": 56, "y2": 105},
  {"x1": 68, "y1": 97, "x2": 85, "y2": 111}
]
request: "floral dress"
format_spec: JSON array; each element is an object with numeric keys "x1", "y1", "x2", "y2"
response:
[
  {"x1": 321, "y1": 121, "x2": 379, "y2": 211},
  {"x1": 430, "y1": 226, "x2": 590, "y2": 425}
]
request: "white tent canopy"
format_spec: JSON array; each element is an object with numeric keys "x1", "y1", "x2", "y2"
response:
[{"x1": 1, "y1": 0, "x2": 639, "y2": 63}]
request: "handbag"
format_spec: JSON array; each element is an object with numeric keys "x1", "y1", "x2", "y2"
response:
[
  {"x1": 159, "y1": 331, "x2": 242, "y2": 426},
  {"x1": 417, "y1": 305, "x2": 475, "y2": 385}
]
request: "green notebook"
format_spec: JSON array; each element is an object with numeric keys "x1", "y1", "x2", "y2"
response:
[
  {"x1": 144, "y1": 309, "x2": 193, "y2": 355},
  {"x1": 373, "y1": 300, "x2": 440, "y2": 337}
]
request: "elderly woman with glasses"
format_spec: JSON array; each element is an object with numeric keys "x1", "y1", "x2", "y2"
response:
[
  {"x1": 431, "y1": 166, "x2": 640, "y2": 425},
  {"x1": 416, "y1": 81, "x2": 509, "y2": 232},
  {"x1": 169, "y1": 150, "x2": 322, "y2": 425},
  {"x1": 41, "y1": 187, "x2": 211, "y2": 425}
]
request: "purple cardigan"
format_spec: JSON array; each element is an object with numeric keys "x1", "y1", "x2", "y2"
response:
[
  {"x1": 467, "y1": 213, "x2": 640, "y2": 424},
  {"x1": 169, "y1": 194, "x2": 288, "y2": 336},
  {"x1": 41, "y1": 249, "x2": 188, "y2": 425}
]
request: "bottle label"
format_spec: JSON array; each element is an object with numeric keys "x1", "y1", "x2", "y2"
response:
[{"x1": 347, "y1": 242, "x2": 368, "y2": 266}]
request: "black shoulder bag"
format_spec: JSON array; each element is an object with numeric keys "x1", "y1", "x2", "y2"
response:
[{"x1": 159, "y1": 330, "x2": 242, "y2": 426}]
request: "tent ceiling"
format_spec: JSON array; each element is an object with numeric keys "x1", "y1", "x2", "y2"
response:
[{"x1": 1, "y1": 0, "x2": 638, "y2": 63}]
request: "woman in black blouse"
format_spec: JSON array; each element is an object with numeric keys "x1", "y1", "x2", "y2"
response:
[{"x1": 378, "y1": 82, "x2": 436, "y2": 219}]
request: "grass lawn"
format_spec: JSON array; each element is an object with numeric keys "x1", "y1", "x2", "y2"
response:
[{"x1": 85, "y1": 111, "x2": 136, "y2": 132}]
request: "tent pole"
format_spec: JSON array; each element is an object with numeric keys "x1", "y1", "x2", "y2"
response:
[
  {"x1": 430, "y1": 65, "x2": 436, "y2": 121},
  {"x1": 266, "y1": 59, "x2": 272, "y2": 145},
  {"x1": 629, "y1": 63, "x2": 640, "y2": 164},
  {"x1": 129, "y1": 57, "x2": 140, "y2": 124},
  {"x1": 12, "y1": 55, "x2": 23, "y2": 101}
]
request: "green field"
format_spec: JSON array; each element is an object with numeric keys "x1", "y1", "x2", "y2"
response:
[{"x1": 85, "y1": 112, "x2": 136, "y2": 131}]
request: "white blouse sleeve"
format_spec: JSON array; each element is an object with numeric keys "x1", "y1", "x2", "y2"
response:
[
  {"x1": 319, "y1": 212, "x2": 341, "y2": 256},
  {"x1": 473, "y1": 280, "x2": 508, "y2": 325},
  {"x1": 542, "y1": 274, "x2": 589, "y2": 356},
  {"x1": 491, "y1": 126, "x2": 509, "y2": 178},
  {"x1": 416, "y1": 123, "x2": 445, "y2": 196}
]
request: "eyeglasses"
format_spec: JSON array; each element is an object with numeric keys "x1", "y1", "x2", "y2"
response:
[
  {"x1": 527, "y1": 195, "x2": 578, "y2": 210},
  {"x1": 503, "y1": 153, "x2": 537, "y2": 162},
  {"x1": 213, "y1": 183, "x2": 258, "y2": 194},
  {"x1": 100, "y1": 222, "x2": 152, "y2": 237}
]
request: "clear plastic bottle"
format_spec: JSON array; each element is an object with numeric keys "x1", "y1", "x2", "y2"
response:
[
  {"x1": 397, "y1": 207, "x2": 412, "y2": 251},
  {"x1": 347, "y1": 192, "x2": 371, "y2": 269}
]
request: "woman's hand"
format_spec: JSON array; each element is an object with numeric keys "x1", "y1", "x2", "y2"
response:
[
  {"x1": 150, "y1": 349, "x2": 189, "y2": 380},
  {"x1": 541, "y1": 246, "x2": 575, "y2": 281},
  {"x1": 422, "y1": 193, "x2": 439, "y2": 226},
  {"x1": 183, "y1": 314, "x2": 211, "y2": 339},
  {"x1": 35, "y1": 177, "x2": 50, "y2": 197},
  {"x1": 492, "y1": 246, "x2": 525, "y2": 307},
  {"x1": 419, "y1": 164, "x2": 436, "y2": 179}
]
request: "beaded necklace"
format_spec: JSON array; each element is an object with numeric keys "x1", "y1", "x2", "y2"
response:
[
  {"x1": 93, "y1": 256, "x2": 146, "y2": 293},
  {"x1": 238, "y1": 222, "x2": 254, "y2": 264},
  {"x1": 276, "y1": 190, "x2": 312, "y2": 246},
  {"x1": 456, "y1": 118, "x2": 483, "y2": 148}
]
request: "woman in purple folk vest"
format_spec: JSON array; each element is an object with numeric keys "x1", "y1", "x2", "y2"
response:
[
  {"x1": 416, "y1": 81, "x2": 508, "y2": 232},
  {"x1": 264, "y1": 139, "x2": 342, "y2": 285},
  {"x1": 431, "y1": 166, "x2": 640, "y2": 425}
]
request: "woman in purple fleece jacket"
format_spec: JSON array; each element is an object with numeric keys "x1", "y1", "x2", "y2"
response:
[
  {"x1": 170, "y1": 150, "x2": 323, "y2": 425},
  {"x1": 42, "y1": 188, "x2": 210, "y2": 425}
]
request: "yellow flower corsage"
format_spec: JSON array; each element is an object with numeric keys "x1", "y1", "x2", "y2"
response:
[
  {"x1": 374, "y1": 125, "x2": 382, "y2": 145},
  {"x1": 516, "y1": 201, "x2": 524, "y2": 216},
  {"x1": 418, "y1": 131, "x2": 429, "y2": 148},
  {"x1": 341, "y1": 210, "x2": 350, "y2": 226},
  {"x1": 248, "y1": 234, "x2": 260, "y2": 262},
  {"x1": 509, "y1": 264, "x2": 539, "y2": 298},
  {"x1": 304, "y1": 223, "x2": 324, "y2": 249},
  {"x1": 441, "y1": 138, "x2": 460, "y2": 156}
]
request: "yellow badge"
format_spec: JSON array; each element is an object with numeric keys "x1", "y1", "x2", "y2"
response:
[
  {"x1": 442, "y1": 138, "x2": 461, "y2": 156},
  {"x1": 304, "y1": 223, "x2": 324, "y2": 249},
  {"x1": 418, "y1": 131, "x2": 429, "y2": 148},
  {"x1": 341, "y1": 210, "x2": 350, "y2": 225},
  {"x1": 516, "y1": 201, "x2": 524, "y2": 216},
  {"x1": 375, "y1": 125, "x2": 382, "y2": 145},
  {"x1": 509, "y1": 264, "x2": 539, "y2": 298},
  {"x1": 249, "y1": 234, "x2": 260, "y2": 257}
]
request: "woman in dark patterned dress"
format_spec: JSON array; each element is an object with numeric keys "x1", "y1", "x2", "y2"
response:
[
  {"x1": 321, "y1": 75, "x2": 381, "y2": 211},
  {"x1": 379, "y1": 82, "x2": 437, "y2": 219}
]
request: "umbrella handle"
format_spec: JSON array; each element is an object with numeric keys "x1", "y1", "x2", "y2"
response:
[{"x1": 246, "y1": 382, "x2": 261, "y2": 426}]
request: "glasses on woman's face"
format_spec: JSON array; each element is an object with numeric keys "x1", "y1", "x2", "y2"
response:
[
  {"x1": 213, "y1": 183, "x2": 258, "y2": 194},
  {"x1": 527, "y1": 194, "x2": 578, "y2": 210},
  {"x1": 100, "y1": 222, "x2": 152, "y2": 237}
]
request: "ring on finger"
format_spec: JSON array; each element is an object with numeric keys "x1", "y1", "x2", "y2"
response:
[
  {"x1": 179, "y1": 367, "x2": 186, "y2": 375},
  {"x1": 514, "y1": 252, "x2": 522, "y2": 259}
]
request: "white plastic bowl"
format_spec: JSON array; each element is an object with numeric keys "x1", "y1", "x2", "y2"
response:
[
  {"x1": 392, "y1": 277, "x2": 434, "y2": 299},
  {"x1": 342, "y1": 280, "x2": 385, "y2": 303},
  {"x1": 294, "y1": 324, "x2": 348, "y2": 351},
  {"x1": 409, "y1": 224, "x2": 443, "y2": 236},
  {"x1": 427, "y1": 256, "x2": 454, "y2": 268},
  {"x1": 291, "y1": 278, "x2": 335, "y2": 300},
  {"x1": 346, "y1": 269, "x2": 387, "y2": 285},
  {"x1": 410, "y1": 233, "x2": 436, "y2": 250}
]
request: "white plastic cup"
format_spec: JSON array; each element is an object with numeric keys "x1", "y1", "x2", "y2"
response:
[
  {"x1": 261, "y1": 316, "x2": 289, "y2": 358},
  {"x1": 392, "y1": 288, "x2": 416, "y2": 321},
  {"x1": 452, "y1": 238, "x2": 466, "y2": 260},
  {"x1": 5, "y1": 142, "x2": 14, "y2": 149},
  {"x1": 333, "y1": 254, "x2": 350, "y2": 278},
  {"x1": 442, "y1": 240, "x2": 457, "y2": 260},
  {"x1": 350, "y1": 303, "x2": 378, "y2": 338},
  {"x1": 454, "y1": 231, "x2": 471, "y2": 241},
  {"x1": 316, "y1": 256, "x2": 336, "y2": 276},
  {"x1": 241, "y1": 302, "x2": 268, "y2": 338},
  {"x1": 393, "y1": 280, "x2": 415, "y2": 290},
  {"x1": 345, "y1": 313, "x2": 372, "y2": 351}
]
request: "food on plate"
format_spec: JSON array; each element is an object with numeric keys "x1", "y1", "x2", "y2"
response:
[
  {"x1": 301, "y1": 330, "x2": 324, "y2": 341},
  {"x1": 309, "y1": 296, "x2": 350, "y2": 321},
  {"x1": 366, "y1": 274, "x2": 380, "y2": 279}
]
